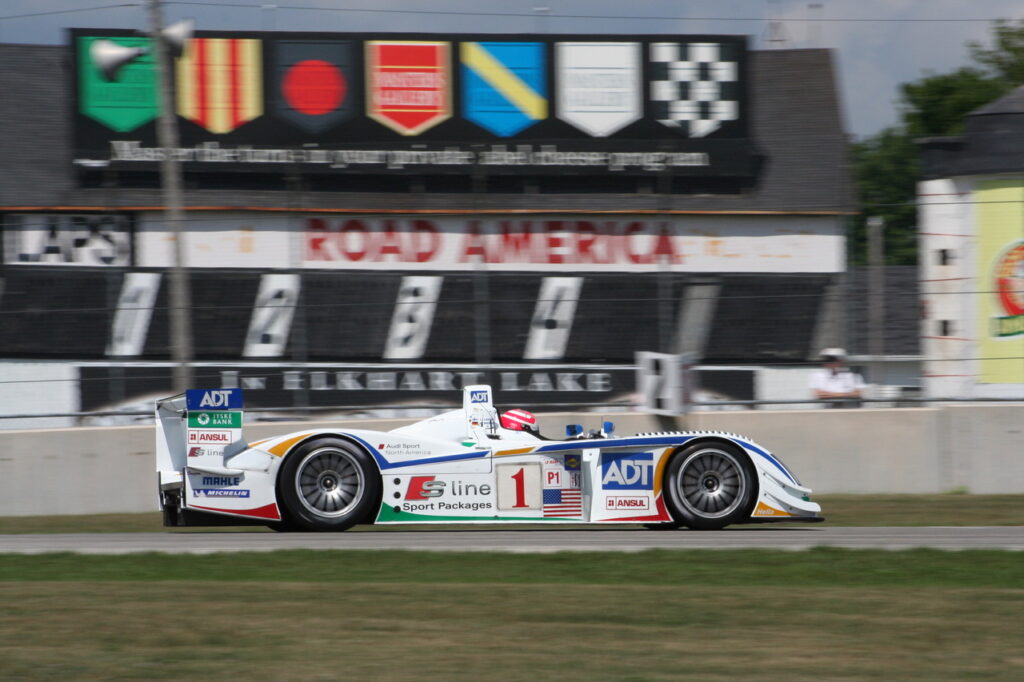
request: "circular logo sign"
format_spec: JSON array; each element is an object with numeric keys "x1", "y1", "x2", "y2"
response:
[
  {"x1": 283, "y1": 59, "x2": 346, "y2": 115},
  {"x1": 197, "y1": 413, "x2": 210, "y2": 426},
  {"x1": 995, "y1": 241, "x2": 1024, "y2": 317}
]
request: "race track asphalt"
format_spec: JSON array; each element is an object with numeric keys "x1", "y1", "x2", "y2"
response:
[{"x1": 1, "y1": 526, "x2": 1022, "y2": 554}]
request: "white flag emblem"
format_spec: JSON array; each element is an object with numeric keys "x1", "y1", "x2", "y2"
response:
[{"x1": 556, "y1": 42, "x2": 641, "y2": 137}]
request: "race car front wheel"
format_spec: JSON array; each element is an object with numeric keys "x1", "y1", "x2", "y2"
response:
[
  {"x1": 278, "y1": 437, "x2": 381, "y2": 531},
  {"x1": 664, "y1": 441, "x2": 756, "y2": 530}
]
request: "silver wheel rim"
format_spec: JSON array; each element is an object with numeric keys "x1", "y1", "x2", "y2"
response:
[
  {"x1": 675, "y1": 448, "x2": 746, "y2": 519},
  {"x1": 294, "y1": 447, "x2": 364, "y2": 518}
]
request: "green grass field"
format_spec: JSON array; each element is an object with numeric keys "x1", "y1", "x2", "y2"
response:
[
  {"x1": 2, "y1": 497, "x2": 1022, "y2": 680},
  {"x1": 0, "y1": 550, "x2": 1022, "y2": 681}
]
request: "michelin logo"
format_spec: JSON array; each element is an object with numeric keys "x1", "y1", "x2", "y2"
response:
[
  {"x1": 194, "y1": 489, "x2": 250, "y2": 498},
  {"x1": 601, "y1": 452, "x2": 654, "y2": 491}
]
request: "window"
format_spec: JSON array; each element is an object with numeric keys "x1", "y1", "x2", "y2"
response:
[{"x1": 937, "y1": 249, "x2": 954, "y2": 266}]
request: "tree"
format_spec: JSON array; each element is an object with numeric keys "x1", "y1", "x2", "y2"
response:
[
  {"x1": 900, "y1": 67, "x2": 1011, "y2": 138},
  {"x1": 849, "y1": 128, "x2": 920, "y2": 266},
  {"x1": 968, "y1": 19, "x2": 1024, "y2": 84}
]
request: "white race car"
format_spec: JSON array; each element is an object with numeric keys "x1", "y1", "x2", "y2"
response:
[{"x1": 155, "y1": 385, "x2": 822, "y2": 531}]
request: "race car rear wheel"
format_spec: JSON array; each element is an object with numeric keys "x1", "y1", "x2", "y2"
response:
[
  {"x1": 664, "y1": 441, "x2": 756, "y2": 530},
  {"x1": 278, "y1": 438, "x2": 380, "y2": 532}
]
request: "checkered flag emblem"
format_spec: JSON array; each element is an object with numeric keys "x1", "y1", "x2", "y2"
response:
[{"x1": 650, "y1": 42, "x2": 739, "y2": 137}]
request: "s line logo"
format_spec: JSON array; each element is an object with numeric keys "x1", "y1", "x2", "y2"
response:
[
  {"x1": 185, "y1": 388, "x2": 243, "y2": 410},
  {"x1": 601, "y1": 452, "x2": 654, "y2": 490},
  {"x1": 406, "y1": 476, "x2": 445, "y2": 499}
]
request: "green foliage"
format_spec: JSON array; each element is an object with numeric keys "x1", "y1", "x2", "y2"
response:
[
  {"x1": 968, "y1": 18, "x2": 1024, "y2": 84},
  {"x1": 900, "y1": 67, "x2": 1011, "y2": 138},
  {"x1": 849, "y1": 128, "x2": 920, "y2": 265}
]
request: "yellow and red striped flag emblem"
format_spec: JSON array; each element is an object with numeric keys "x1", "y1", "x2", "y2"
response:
[{"x1": 177, "y1": 38, "x2": 262, "y2": 133}]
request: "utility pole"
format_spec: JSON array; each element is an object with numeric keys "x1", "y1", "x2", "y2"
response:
[
  {"x1": 148, "y1": 0, "x2": 193, "y2": 391},
  {"x1": 867, "y1": 216, "x2": 886, "y2": 382}
]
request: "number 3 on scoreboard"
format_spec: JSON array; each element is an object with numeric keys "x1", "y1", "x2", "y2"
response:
[{"x1": 496, "y1": 463, "x2": 542, "y2": 511}]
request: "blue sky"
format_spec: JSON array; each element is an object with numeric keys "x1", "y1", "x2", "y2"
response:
[{"x1": 1, "y1": 0, "x2": 1021, "y2": 137}]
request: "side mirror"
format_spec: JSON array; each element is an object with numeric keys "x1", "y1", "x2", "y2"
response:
[{"x1": 603, "y1": 421, "x2": 615, "y2": 437}]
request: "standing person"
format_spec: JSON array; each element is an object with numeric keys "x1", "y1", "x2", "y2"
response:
[{"x1": 809, "y1": 348, "x2": 865, "y2": 408}]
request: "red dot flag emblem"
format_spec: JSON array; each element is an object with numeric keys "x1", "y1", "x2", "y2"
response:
[{"x1": 273, "y1": 40, "x2": 357, "y2": 133}]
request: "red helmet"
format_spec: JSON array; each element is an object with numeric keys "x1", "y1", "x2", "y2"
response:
[{"x1": 500, "y1": 409, "x2": 538, "y2": 432}]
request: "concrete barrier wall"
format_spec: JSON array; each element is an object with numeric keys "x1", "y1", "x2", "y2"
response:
[{"x1": 1, "y1": 406, "x2": 1022, "y2": 516}]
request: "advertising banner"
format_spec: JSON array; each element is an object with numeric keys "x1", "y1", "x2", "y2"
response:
[
  {"x1": 70, "y1": 30, "x2": 754, "y2": 177},
  {"x1": 2, "y1": 213, "x2": 133, "y2": 266},
  {"x1": 976, "y1": 180, "x2": 1024, "y2": 384},
  {"x1": 135, "y1": 213, "x2": 842, "y2": 273}
]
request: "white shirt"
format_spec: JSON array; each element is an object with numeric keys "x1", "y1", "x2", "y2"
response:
[{"x1": 809, "y1": 367, "x2": 865, "y2": 395}]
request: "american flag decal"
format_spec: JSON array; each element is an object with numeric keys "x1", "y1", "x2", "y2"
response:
[{"x1": 543, "y1": 487, "x2": 582, "y2": 518}]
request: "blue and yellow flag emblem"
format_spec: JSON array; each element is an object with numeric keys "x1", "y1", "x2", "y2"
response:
[{"x1": 461, "y1": 42, "x2": 546, "y2": 136}]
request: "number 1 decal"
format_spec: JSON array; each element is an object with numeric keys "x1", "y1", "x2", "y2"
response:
[{"x1": 497, "y1": 463, "x2": 541, "y2": 510}]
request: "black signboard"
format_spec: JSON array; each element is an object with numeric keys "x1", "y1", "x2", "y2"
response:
[{"x1": 71, "y1": 30, "x2": 756, "y2": 176}]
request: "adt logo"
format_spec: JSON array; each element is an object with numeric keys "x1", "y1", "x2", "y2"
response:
[
  {"x1": 470, "y1": 390, "x2": 489, "y2": 403},
  {"x1": 601, "y1": 452, "x2": 654, "y2": 490},
  {"x1": 186, "y1": 389, "x2": 243, "y2": 411}
]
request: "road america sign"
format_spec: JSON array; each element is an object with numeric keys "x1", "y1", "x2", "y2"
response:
[
  {"x1": 366, "y1": 40, "x2": 452, "y2": 135},
  {"x1": 461, "y1": 41, "x2": 547, "y2": 137},
  {"x1": 555, "y1": 42, "x2": 641, "y2": 137}
]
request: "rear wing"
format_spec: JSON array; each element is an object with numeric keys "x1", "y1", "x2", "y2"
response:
[{"x1": 155, "y1": 389, "x2": 246, "y2": 490}]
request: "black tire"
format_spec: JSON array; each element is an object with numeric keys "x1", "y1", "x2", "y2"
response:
[
  {"x1": 278, "y1": 437, "x2": 381, "y2": 532},
  {"x1": 663, "y1": 441, "x2": 757, "y2": 530}
]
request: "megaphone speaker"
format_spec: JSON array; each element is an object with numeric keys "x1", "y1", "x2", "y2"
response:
[
  {"x1": 90, "y1": 39, "x2": 148, "y2": 82},
  {"x1": 162, "y1": 19, "x2": 194, "y2": 58}
]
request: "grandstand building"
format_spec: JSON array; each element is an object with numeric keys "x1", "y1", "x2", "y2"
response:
[{"x1": 0, "y1": 32, "x2": 858, "y2": 415}]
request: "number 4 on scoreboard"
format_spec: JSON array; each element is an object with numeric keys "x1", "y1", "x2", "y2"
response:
[{"x1": 496, "y1": 463, "x2": 542, "y2": 511}]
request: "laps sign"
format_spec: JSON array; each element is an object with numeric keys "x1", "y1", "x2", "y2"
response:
[{"x1": 366, "y1": 41, "x2": 452, "y2": 135}]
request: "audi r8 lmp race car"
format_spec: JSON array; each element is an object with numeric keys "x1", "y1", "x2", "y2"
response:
[{"x1": 155, "y1": 385, "x2": 822, "y2": 531}]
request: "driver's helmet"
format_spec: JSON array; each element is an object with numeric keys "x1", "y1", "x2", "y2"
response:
[{"x1": 500, "y1": 409, "x2": 538, "y2": 433}]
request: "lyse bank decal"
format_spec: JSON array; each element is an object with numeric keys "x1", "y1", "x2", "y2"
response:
[
  {"x1": 188, "y1": 430, "x2": 234, "y2": 444},
  {"x1": 188, "y1": 411, "x2": 243, "y2": 428},
  {"x1": 306, "y1": 218, "x2": 682, "y2": 266},
  {"x1": 601, "y1": 452, "x2": 654, "y2": 490},
  {"x1": 185, "y1": 389, "x2": 244, "y2": 410}
]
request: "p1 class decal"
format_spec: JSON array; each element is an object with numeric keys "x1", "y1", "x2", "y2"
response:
[
  {"x1": 384, "y1": 276, "x2": 442, "y2": 359},
  {"x1": 177, "y1": 38, "x2": 263, "y2": 133},
  {"x1": 523, "y1": 277, "x2": 582, "y2": 360},
  {"x1": 273, "y1": 39, "x2": 358, "y2": 133},
  {"x1": 650, "y1": 41, "x2": 740, "y2": 138},
  {"x1": 366, "y1": 41, "x2": 451, "y2": 135},
  {"x1": 107, "y1": 272, "x2": 161, "y2": 357},
  {"x1": 555, "y1": 42, "x2": 641, "y2": 137},
  {"x1": 244, "y1": 274, "x2": 300, "y2": 358}
]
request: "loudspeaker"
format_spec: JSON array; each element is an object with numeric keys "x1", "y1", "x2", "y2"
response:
[
  {"x1": 162, "y1": 19, "x2": 194, "y2": 58},
  {"x1": 90, "y1": 39, "x2": 148, "y2": 82}
]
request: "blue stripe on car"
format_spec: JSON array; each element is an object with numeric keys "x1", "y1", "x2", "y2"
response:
[{"x1": 347, "y1": 433, "x2": 490, "y2": 470}]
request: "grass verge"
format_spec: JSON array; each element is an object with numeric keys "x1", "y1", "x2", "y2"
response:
[{"x1": 1, "y1": 549, "x2": 1022, "y2": 681}]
